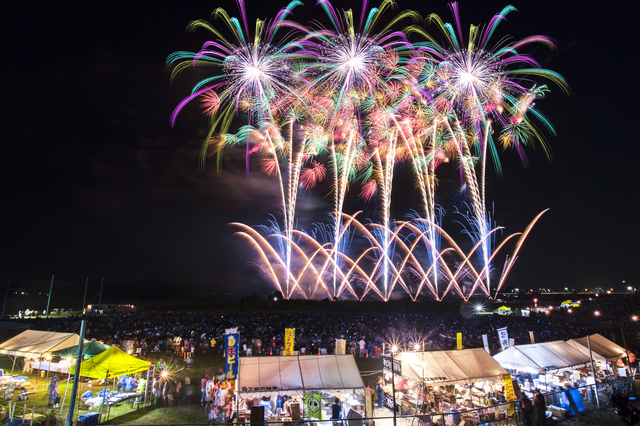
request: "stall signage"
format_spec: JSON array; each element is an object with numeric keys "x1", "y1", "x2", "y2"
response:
[
  {"x1": 502, "y1": 373, "x2": 516, "y2": 401},
  {"x1": 304, "y1": 394, "x2": 322, "y2": 418},
  {"x1": 421, "y1": 376, "x2": 448, "y2": 383},
  {"x1": 382, "y1": 356, "x2": 402, "y2": 375},
  {"x1": 285, "y1": 328, "x2": 295, "y2": 356},
  {"x1": 241, "y1": 386, "x2": 279, "y2": 391},
  {"x1": 225, "y1": 333, "x2": 239, "y2": 381},
  {"x1": 382, "y1": 391, "x2": 396, "y2": 410}
]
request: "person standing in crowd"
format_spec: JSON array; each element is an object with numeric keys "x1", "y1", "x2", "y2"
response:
[
  {"x1": 205, "y1": 377, "x2": 215, "y2": 410},
  {"x1": 331, "y1": 397, "x2": 342, "y2": 424},
  {"x1": 533, "y1": 390, "x2": 547, "y2": 426},
  {"x1": 359, "y1": 338, "x2": 366, "y2": 357},
  {"x1": 210, "y1": 336, "x2": 217, "y2": 354},
  {"x1": 376, "y1": 377, "x2": 384, "y2": 409},
  {"x1": 519, "y1": 394, "x2": 533, "y2": 426},
  {"x1": 201, "y1": 374, "x2": 208, "y2": 406}
]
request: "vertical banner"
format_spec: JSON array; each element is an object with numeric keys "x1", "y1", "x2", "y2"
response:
[
  {"x1": 335, "y1": 339, "x2": 346, "y2": 355},
  {"x1": 365, "y1": 388, "x2": 374, "y2": 426},
  {"x1": 284, "y1": 328, "x2": 295, "y2": 356},
  {"x1": 497, "y1": 327, "x2": 510, "y2": 351},
  {"x1": 529, "y1": 331, "x2": 535, "y2": 344},
  {"x1": 224, "y1": 333, "x2": 239, "y2": 381},
  {"x1": 304, "y1": 394, "x2": 322, "y2": 418},
  {"x1": 482, "y1": 334, "x2": 490, "y2": 354},
  {"x1": 503, "y1": 372, "x2": 516, "y2": 415},
  {"x1": 456, "y1": 333, "x2": 462, "y2": 350}
]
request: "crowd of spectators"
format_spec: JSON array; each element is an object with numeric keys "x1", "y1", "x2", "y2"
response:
[{"x1": 22, "y1": 308, "x2": 603, "y2": 358}]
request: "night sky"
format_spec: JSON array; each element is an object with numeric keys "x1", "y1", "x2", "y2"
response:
[{"x1": 1, "y1": 0, "x2": 638, "y2": 300}]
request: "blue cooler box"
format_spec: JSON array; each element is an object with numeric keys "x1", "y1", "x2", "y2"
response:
[{"x1": 79, "y1": 412, "x2": 100, "y2": 426}]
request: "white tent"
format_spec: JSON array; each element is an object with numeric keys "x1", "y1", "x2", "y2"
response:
[
  {"x1": 564, "y1": 340, "x2": 607, "y2": 363},
  {"x1": 569, "y1": 334, "x2": 626, "y2": 361},
  {"x1": 493, "y1": 341, "x2": 592, "y2": 372},
  {"x1": 0, "y1": 330, "x2": 81, "y2": 358},
  {"x1": 238, "y1": 355, "x2": 364, "y2": 397},
  {"x1": 393, "y1": 348, "x2": 508, "y2": 385}
]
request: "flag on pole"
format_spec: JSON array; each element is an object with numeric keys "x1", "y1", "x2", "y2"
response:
[
  {"x1": 224, "y1": 333, "x2": 239, "y2": 381},
  {"x1": 497, "y1": 327, "x2": 510, "y2": 351},
  {"x1": 284, "y1": 328, "x2": 295, "y2": 356},
  {"x1": 482, "y1": 334, "x2": 490, "y2": 354}
]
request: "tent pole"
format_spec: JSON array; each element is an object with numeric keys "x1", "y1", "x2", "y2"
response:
[
  {"x1": 59, "y1": 373, "x2": 72, "y2": 414},
  {"x1": 66, "y1": 320, "x2": 86, "y2": 426},
  {"x1": 99, "y1": 369, "x2": 108, "y2": 423},
  {"x1": 586, "y1": 336, "x2": 599, "y2": 409},
  {"x1": 621, "y1": 324, "x2": 632, "y2": 378},
  {"x1": 10, "y1": 355, "x2": 16, "y2": 377}
]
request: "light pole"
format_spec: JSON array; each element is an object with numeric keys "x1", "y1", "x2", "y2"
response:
[{"x1": 45, "y1": 275, "x2": 54, "y2": 316}]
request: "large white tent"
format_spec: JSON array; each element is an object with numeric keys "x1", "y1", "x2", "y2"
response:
[
  {"x1": 0, "y1": 330, "x2": 81, "y2": 358},
  {"x1": 569, "y1": 334, "x2": 626, "y2": 361},
  {"x1": 238, "y1": 355, "x2": 364, "y2": 397},
  {"x1": 394, "y1": 348, "x2": 508, "y2": 385},
  {"x1": 564, "y1": 340, "x2": 607, "y2": 363},
  {"x1": 493, "y1": 341, "x2": 592, "y2": 372}
]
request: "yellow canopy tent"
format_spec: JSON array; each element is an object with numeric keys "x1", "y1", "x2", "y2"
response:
[
  {"x1": 68, "y1": 346, "x2": 151, "y2": 421},
  {"x1": 69, "y1": 346, "x2": 150, "y2": 378}
]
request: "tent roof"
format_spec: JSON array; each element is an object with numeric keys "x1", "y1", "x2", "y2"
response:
[
  {"x1": 395, "y1": 348, "x2": 508, "y2": 385},
  {"x1": 0, "y1": 330, "x2": 81, "y2": 357},
  {"x1": 69, "y1": 346, "x2": 150, "y2": 379},
  {"x1": 493, "y1": 340, "x2": 592, "y2": 372},
  {"x1": 238, "y1": 355, "x2": 364, "y2": 395},
  {"x1": 570, "y1": 334, "x2": 626, "y2": 361},
  {"x1": 564, "y1": 340, "x2": 607, "y2": 363},
  {"x1": 52, "y1": 341, "x2": 111, "y2": 359}
]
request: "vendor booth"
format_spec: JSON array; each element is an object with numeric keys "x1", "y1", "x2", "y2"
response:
[
  {"x1": 0, "y1": 330, "x2": 82, "y2": 362},
  {"x1": 69, "y1": 346, "x2": 151, "y2": 421},
  {"x1": 0, "y1": 330, "x2": 83, "y2": 396},
  {"x1": 493, "y1": 340, "x2": 596, "y2": 395},
  {"x1": 237, "y1": 355, "x2": 366, "y2": 423},
  {"x1": 383, "y1": 349, "x2": 510, "y2": 424}
]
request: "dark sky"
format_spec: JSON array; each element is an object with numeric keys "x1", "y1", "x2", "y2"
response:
[{"x1": 1, "y1": 0, "x2": 638, "y2": 300}]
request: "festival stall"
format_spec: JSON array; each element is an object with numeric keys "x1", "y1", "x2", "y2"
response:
[
  {"x1": 236, "y1": 355, "x2": 366, "y2": 422},
  {"x1": 68, "y1": 346, "x2": 151, "y2": 421},
  {"x1": 0, "y1": 330, "x2": 83, "y2": 397},
  {"x1": 383, "y1": 348, "x2": 510, "y2": 424},
  {"x1": 492, "y1": 341, "x2": 595, "y2": 393}
]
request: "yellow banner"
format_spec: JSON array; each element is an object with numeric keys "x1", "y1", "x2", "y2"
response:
[
  {"x1": 503, "y1": 373, "x2": 516, "y2": 401},
  {"x1": 285, "y1": 328, "x2": 295, "y2": 356},
  {"x1": 503, "y1": 372, "x2": 516, "y2": 415},
  {"x1": 457, "y1": 333, "x2": 462, "y2": 350}
]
